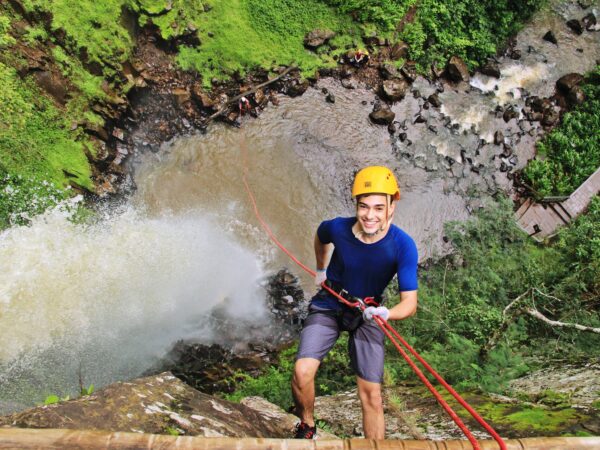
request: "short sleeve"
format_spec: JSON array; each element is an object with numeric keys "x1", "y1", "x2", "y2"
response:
[
  {"x1": 316, "y1": 219, "x2": 335, "y2": 244},
  {"x1": 396, "y1": 236, "x2": 418, "y2": 291}
]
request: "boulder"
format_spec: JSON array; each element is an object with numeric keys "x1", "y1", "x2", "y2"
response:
[
  {"x1": 389, "y1": 41, "x2": 409, "y2": 60},
  {"x1": 556, "y1": 73, "x2": 584, "y2": 94},
  {"x1": 494, "y1": 130, "x2": 504, "y2": 145},
  {"x1": 566, "y1": 19, "x2": 584, "y2": 35},
  {"x1": 0, "y1": 373, "x2": 294, "y2": 438},
  {"x1": 303, "y1": 29, "x2": 335, "y2": 49},
  {"x1": 32, "y1": 70, "x2": 69, "y2": 105},
  {"x1": 381, "y1": 79, "x2": 409, "y2": 101},
  {"x1": 446, "y1": 56, "x2": 470, "y2": 82},
  {"x1": 400, "y1": 63, "x2": 417, "y2": 83},
  {"x1": 427, "y1": 93, "x2": 442, "y2": 108},
  {"x1": 567, "y1": 86, "x2": 585, "y2": 106},
  {"x1": 480, "y1": 61, "x2": 501, "y2": 78},
  {"x1": 379, "y1": 63, "x2": 400, "y2": 80},
  {"x1": 542, "y1": 108, "x2": 559, "y2": 126},
  {"x1": 369, "y1": 106, "x2": 395, "y2": 125},
  {"x1": 543, "y1": 30, "x2": 558, "y2": 44},
  {"x1": 286, "y1": 79, "x2": 309, "y2": 97},
  {"x1": 582, "y1": 13, "x2": 597, "y2": 31}
]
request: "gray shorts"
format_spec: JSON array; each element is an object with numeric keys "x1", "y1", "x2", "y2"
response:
[{"x1": 296, "y1": 304, "x2": 386, "y2": 383}]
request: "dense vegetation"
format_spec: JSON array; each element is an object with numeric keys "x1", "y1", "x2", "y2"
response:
[
  {"x1": 1, "y1": 0, "x2": 547, "y2": 226},
  {"x1": 224, "y1": 197, "x2": 600, "y2": 408},
  {"x1": 522, "y1": 66, "x2": 600, "y2": 197}
]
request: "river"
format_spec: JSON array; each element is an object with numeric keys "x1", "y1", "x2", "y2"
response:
[{"x1": 1, "y1": 0, "x2": 598, "y2": 414}]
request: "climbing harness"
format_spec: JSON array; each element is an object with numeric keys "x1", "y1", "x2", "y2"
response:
[{"x1": 239, "y1": 137, "x2": 507, "y2": 450}]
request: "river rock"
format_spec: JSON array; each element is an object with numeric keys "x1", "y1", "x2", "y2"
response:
[
  {"x1": 566, "y1": 19, "x2": 584, "y2": 35},
  {"x1": 543, "y1": 30, "x2": 558, "y2": 44},
  {"x1": 400, "y1": 63, "x2": 418, "y2": 83},
  {"x1": 428, "y1": 93, "x2": 442, "y2": 108},
  {"x1": 303, "y1": 29, "x2": 335, "y2": 49},
  {"x1": 286, "y1": 79, "x2": 309, "y2": 97},
  {"x1": 369, "y1": 105, "x2": 395, "y2": 125},
  {"x1": 446, "y1": 56, "x2": 470, "y2": 82},
  {"x1": 494, "y1": 130, "x2": 504, "y2": 145},
  {"x1": 503, "y1": 106, "x2": 518, "y2": 123},
  {"x1": 480, "y1": 61, "x2": 501, "y2": 78},
  {"x1": 567, "y1": 86, "x2": 586, "y2": 105},
  {"x1": 542, "y1": 108, "x2": 560, "y2": 126},
  {"x1": 556, "y1": 73, "x2": 584, "y2": 94},
  {"x1": 582, "y1": 13, "x2": 597, "y2": 31},
  {"x1": 379, "y1": 63, "x2": 400, "y2": 80},
  {"x1": 381, "y1": 78, "x2": 409, "y2": 101},
  {"x1": 390, "y1": 41, "x2": 409, "y2": 60},
  {"x1": 0, "y1": 373, "x2": 295, "y2": 438}
]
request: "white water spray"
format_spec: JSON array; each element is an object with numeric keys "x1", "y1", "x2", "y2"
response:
[{"x1": 0, "y1": 204, "x2": 268, "y2": 412}]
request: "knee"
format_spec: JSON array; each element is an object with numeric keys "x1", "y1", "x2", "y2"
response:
[
  {"x1": 359, "y1": 387, "x2": 383, "y2": 411},
  {"x1": 293, "y1": 360, "x2": 318, "y2": 386}
]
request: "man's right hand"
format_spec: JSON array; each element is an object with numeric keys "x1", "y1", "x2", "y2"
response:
[{"x1": 314, "y1": 269, "x2": 327, "y2": 287}]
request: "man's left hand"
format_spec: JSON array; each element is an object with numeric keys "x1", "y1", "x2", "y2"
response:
[{"x1": 363, "y1": 306, "x2": 389, "y2": 322}]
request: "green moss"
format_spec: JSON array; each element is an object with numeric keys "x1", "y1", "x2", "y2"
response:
[
  {"x1": 21, "y1": 0, "x2": 133, "y2": 74},
  {"x1": 133, "y1": 0, "x2": 207, "y2": 41},
  {"x1": 463, "y1": 398, "x2": 588, "y2": 434},
  {"x1": 0, "y1": 62, "x2": 93, "y2": 192},
  {"x1": 176, "y1": 0, "x2": 360, "y2": 87}
]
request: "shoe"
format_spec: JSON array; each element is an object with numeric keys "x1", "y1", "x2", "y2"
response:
[{"x1": 294, "y1": 421, "x2": 317, "y2": 439}]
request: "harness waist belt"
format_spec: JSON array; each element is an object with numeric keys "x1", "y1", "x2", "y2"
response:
[{"x1": 324, "y1": 280, "x2": 382, "y2": 307}]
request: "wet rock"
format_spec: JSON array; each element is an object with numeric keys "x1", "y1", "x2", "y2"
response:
[
  {"x1": 510, "y1": 49, "x2": 522, "y2": 60},
  {"x1": 543, "y1": 30, "x2": 558, "y2": 45},
  {"x1": 578, "y1": 0, "x2": 593, "y2": 8},
  {"x1": 430, "y1": 62, "x2": 445, "y2": 80},
  {"x1": 0, "y1": 373, "x2": 296, "y2": 438},
  {"x1": 480, "y1": 61, "x2": 501, "y2": 78},
  {"x1": 381, "y1": 78, "x2": 410, "y2": 101},
  {"x1": 556, "y1": 73, "x2": 584, "y2": 94},
  {"x1": 500, "y1": 161, "x2": 509, "y2": 172},
  {"x1": 400, "y1": 63, "x2": 417, "y2": 83},
  {"x1": 582, "y1": 13, "x2": 597, "y2": 31},
  {"x1": 413, "y1": 114, "x2": 427, "y2": 124},
  {"x1": 172, "y1": 88, "x2": 191, "y2": 106},
  {"x1": 428, "y1": 93, "x2": 442, "y2": 108},
  {"x1": 369, "y1": 105, "x2": 395, "y2": 125},
  {"x1": 325, "y1": 93, "x2": 336, "y2": 104},
  {"x1": 446, "y1": 56, "x2": 470, "y2": 82},
  {"x1": 501, "y1": 144, "x2": 513, "y2": 157},
  {"x1": 286, "y1": 79, "x2": 309, "y2": 97},
  {"x1": 304, "y1": 29, "x2": 335, "y2": 49},
  {"x1": 566, "y1": 19, "x2": 584, "y2": 35},
  {"x1": 341, "y1": 77, "x2": 357, "y2": 89},
  {"x1": 399, "y1": 132, "x2": 407, "y2": 142},
  {"x1": 567, "y1": 86, "x2": 586, "y2": 106},
  {"x1": 379, "y1": 63, "x2": 399, "y2": 80},
  {"x1": 254, "y1": 89, "x2": 267, "y2": 107},
  {"x1": 508, "y1": 155, "x2": 518, "y2": 166},
  {"x1": 390, "y1": 41, "x2": 409, "y2": 60},
  {"x1": 503, "y1": 106, "x2": 519, "y2": 123},
  {"x1": 494, "y1": 130, "x2": 504, "y2": 145},
  {"x1": 387, "y1": 122, "x2": 397, "y2": 134},
  {"x1": 542, "y1": 108, "x2": 559, "y2": 126}
]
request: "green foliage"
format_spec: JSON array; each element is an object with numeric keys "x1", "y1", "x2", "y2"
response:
[
  {"x1": 0, "y1": 62, "x2": 93, "y2": 194},
  {"x1": 399, "y1": 0, "x2": 545, "y2": 69},
  {"x1": 177, "y1": 0, "x2": 359, "y2": 86},
  {"x1": 81, "y1": 384, "x2": 94, "y2": 396},
  {"x1": 21, "y1": 0, "x2": 133, "y2": 74},
  {"x1": 323, "y1": 0, "x2": 416, "y2": 31},
  {"x1": 0, "y1": 12, "x2": 15, "y2": 47},
  {"x1": 523, "y1": 66, "x2": 600, "y2": 196},
  {"x1": 129, "y1": 0, "x2": 207, "y2": 41},
  {"x1": 43, "y1": 393, "x2": 70, "y2": 405}
]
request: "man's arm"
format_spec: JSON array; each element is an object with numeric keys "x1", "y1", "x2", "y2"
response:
[
  {"x1": 387, "y1": 290, "x2": 417, "y2": 321},
  {"x1": 314, "y1": 233, "x2": 333, "y2": 271}
]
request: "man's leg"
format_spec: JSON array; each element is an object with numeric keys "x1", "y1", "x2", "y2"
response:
[
  {"x1": 357, "y1": 376, "x2": 385, "y2": 439},
  {"x1": 291, "y1": 357, "x2": 320, "y2": 426}
]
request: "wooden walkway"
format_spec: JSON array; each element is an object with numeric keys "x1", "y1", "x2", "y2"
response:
[{"x1": 515, "y1": 167, "x2": 600, "y2": 239}]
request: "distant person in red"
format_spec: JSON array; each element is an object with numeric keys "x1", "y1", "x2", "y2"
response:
[{"x1": 238, "y1": 96, "x2": 251, "y2": 115}]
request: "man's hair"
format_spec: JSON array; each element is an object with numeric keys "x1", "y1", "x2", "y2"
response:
[{"x1": 356, "y1": 193, "x2": 394, "y2": 205}]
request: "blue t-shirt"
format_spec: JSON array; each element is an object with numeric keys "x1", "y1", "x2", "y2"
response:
[{"x1": 312, "y1": 217, "x2": 418, "y2": 310}]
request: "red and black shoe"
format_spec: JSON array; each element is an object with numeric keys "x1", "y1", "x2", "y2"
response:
[{"x1": 294, "y1": 421, "x2": 317, "y2": 439}]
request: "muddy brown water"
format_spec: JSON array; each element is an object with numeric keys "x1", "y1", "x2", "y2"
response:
[{"x1": 0, "y1": 0, "x2": 598, "y2": 415}]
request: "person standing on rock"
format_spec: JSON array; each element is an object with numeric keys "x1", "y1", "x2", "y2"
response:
[{"x1": 291, "y1": 166, "x2": 418, "y2": 439}]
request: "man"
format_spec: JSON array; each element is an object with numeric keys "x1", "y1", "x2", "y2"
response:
[{"x1": 291, "y1": 166, "x2": 418, "y2": 440}]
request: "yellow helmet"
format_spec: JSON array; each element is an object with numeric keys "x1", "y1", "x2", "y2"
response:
[{"x1": 352, "y1": 166, "x2": 400, "y2": 200}]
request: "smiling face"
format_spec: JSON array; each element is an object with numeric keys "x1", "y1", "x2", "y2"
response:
[{"x1": 355, "y1": 193, "x2": 396, "y2": 235}]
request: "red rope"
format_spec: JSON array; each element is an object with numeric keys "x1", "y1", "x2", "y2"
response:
[{"x1": 239, "y1": 137, "x2": 506, "y2": 449}]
